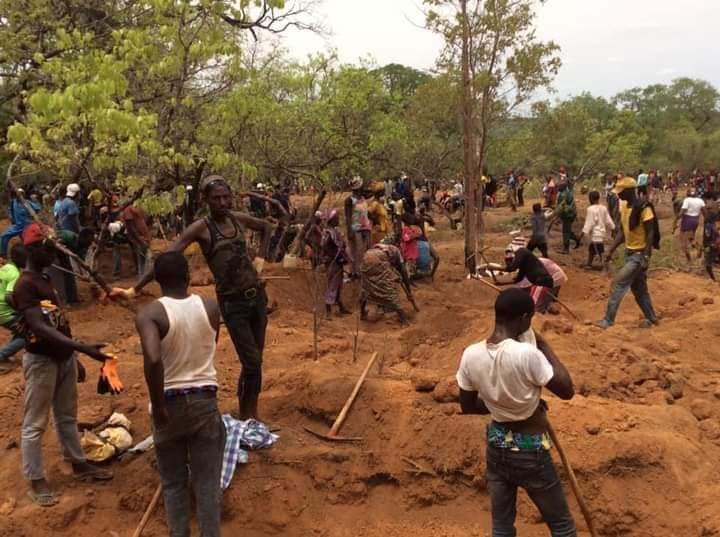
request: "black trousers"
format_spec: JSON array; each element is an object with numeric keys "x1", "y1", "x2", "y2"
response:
[{"x1": 220, "y1": 289, "x2": 268, "y2": 405}]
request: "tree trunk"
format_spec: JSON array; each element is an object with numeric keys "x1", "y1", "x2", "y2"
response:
[{"x1": 460, "y1": 0, "x2": 478, "y2": 273}]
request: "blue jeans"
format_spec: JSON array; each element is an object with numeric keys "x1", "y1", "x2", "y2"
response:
[
  {"x1": 153, "y1": 392, "x2": 225, "y2": 537},
  {"x1": 602, "y1": 250, "x2": 657, "y2": 325},
  {"x1": 0, "y1": 315, "x2": 25, "y2": 361},
  {"x1": 486, "y1": 446, "x2": 576, "y2": 537}
]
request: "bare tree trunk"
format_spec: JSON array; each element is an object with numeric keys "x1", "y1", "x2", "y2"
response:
[{"x1": 460, "y1": 0, "x2": 478, "y2": 273}]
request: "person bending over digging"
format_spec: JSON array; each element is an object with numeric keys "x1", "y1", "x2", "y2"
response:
[
  {"x1": 112, "y1": 175, "x2": 273, "y2": 420},
  {"x1": 14, "y1": 223, "x2": 115, "y2": 507},
  {"x1": 136, "y1": 252, "x2": 224, "y2": 537},
  {"x1": 456, "y1": 288, "x2": 576, "y2": 536},
  {"x1": 360, "y1": 242, "x2": 414, "y2": 326},
  {"x1": 496, "y1": 246, "x2": 555, "y2": 313}
]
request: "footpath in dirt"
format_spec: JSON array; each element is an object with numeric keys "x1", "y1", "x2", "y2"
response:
[{"x1": 0, "y1": 201, "x2": 719, "y2": 537}]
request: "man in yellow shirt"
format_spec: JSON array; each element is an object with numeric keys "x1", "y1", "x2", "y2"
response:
[
  {"x1": 595, "y1": 177, "x2": 658, "y2": 329},
  {"x1": 368, "y1": 188, "x2": 391, "y2": 246}
]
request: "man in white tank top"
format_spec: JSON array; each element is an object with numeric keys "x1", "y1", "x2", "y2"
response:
[{"x1": 136, "y1": 252, "x2": 224, "y2": 537}]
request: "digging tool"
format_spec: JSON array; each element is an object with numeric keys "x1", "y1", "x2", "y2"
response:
[
  {"x1": 304, "y1": 351, "x2": 379, "y2": 442},
  {"x1": 471, "y1": 274, "x2": 580, "y2": 321},
  {"x1": 352, "y1": 306, "x2": 361, "y2": 363},
  {"x1": 132, "y1": 483, "x2": 162, "y2": 537},
  {"x1": 6, "y1": 157, "x2": 137, "y2": 311},
  {"x1": 401, "y1": 282, "x2": 420, "y2": 312},
  {"x1": 546, "y1": 420, "x2": 598, "y2": 537},
  {"x1": 50, "y1": 263, "x2": 91, "y2": 282}
]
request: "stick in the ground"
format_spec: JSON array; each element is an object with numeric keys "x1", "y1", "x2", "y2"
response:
[
  {"x1": 546, "y1": 420, "x2": 598, "y2": 537},
  {"x1": 352, "y1": 305, "x2": 360, "y2": 363},
  {"x1": 132, "y1": 483, "x2": 162, "y2": 537}
]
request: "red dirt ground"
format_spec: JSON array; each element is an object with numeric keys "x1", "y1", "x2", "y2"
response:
[{"x1": 0, "y1": 198, "x2": 719, "y2": 537}]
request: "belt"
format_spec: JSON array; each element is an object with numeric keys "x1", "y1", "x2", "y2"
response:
[
  {"x1": 164, "y1": 385, "x2": 217, "y2": 399},
  {"x1": 242, "y1": 287, "x2": 258, "y2": 299},
  {"x1": 222, "y1": 286, "x2": 260, "y2": 301}
]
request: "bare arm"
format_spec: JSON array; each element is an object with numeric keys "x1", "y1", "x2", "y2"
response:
[
  {"x1": 644, "y1": 219, "x2": 654, "y2": 258},
  {"x1": 459, "y1": 389, "x2": 491, "y2": 415},
  {"x1": 673, "y1": 208, "x2": 686, "y2": 231},
  {"x1": 605, "y1": 224, "x2": 625, "y2": 260},
  {"x1": 24, "y1": 306, "x2": 110, "y2": 362},
  {"x1": 232, "y1": 212, "x2": 273, "y2": 259},
  {"x1": 534, "y1": 331, "x2": 574, "y2": 400},
  {"x1": 136, "y1": 303, "x2": 168, "y2": 426},
  {"x1": 131, "y1": 219, "x2": 205, "y2": 293}
]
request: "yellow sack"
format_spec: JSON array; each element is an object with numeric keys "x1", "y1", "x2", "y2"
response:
[{"x1": 81, "y1": 430, "x2": 116, "y2": 462}]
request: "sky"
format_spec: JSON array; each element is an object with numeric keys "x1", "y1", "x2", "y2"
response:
[{"x1": 279, "y1": 0, "x2": 720, "y2": 100}]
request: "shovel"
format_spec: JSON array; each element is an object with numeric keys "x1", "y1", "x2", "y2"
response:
[{"x1": 304, "y1": 352, "x2": 378, "y2": 442}]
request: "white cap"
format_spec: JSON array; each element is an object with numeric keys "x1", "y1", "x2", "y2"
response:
[
  {"x1": 186, "y1": 185, "x2": 193, "y2": 191},
  {"x1": 66, "y1": 183, "x2": 80, "y2": 197},
  {"x1": 256, "y1": 183, "x2": 265, "y2": 190}
]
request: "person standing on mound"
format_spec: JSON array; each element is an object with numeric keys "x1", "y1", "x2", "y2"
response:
[{"x1": 112, "y1": 175, "x2": 273, "y2": 420}]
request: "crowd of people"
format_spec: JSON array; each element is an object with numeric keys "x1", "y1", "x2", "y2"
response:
[{"x1": 0, "y1": 162, "x2": 717, "y2": 536}]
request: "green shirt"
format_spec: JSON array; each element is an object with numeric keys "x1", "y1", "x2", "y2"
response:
[{"x1": 0, "y1": 263, "x2": 20, "y2": 325}]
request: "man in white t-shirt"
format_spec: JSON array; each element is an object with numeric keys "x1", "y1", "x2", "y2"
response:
[
  {"x1": 673, "y1": 189, "x2": 705, "y2": 264},
  {"x1": 456, "y1": 288, "x2": 576, "y2": 536}
]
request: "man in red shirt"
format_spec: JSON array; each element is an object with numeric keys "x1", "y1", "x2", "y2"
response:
[
  {"x1": 122, "y1": 203, "x2": 151, "y2": 275},
  {"x1": 14, "y1": 223, "x2": 115, "y2": 506}
]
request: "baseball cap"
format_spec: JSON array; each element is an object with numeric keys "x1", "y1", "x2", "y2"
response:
[
  {"x1": 612, "y1": 176, "x2": 637, "y2": 194},
  {"x1": 66, "y1": 183, "x2": 80, "y2": 197}
]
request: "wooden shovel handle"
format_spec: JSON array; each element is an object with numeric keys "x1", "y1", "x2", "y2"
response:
[
  {"x1": 132, "y1": 483, "x2": 162, "y2": 537},
  {"x1": 328, "y1": 352, "x2": 379, "y2": 437},
  {"x1": 547, "y1": 421, "x2": 598, "y2": 537}
]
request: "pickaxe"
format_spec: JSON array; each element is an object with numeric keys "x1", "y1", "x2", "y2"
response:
[{"x1": 304, "y1": 352, "x2": 379, "y2": 442}]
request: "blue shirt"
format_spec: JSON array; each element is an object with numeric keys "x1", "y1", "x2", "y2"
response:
[
  {"x1": 10, "y1": 199, "x2": 40, "y2": 228},
  {"x1": 57, "y1": 197, "x2": 80, "y2": 233}
]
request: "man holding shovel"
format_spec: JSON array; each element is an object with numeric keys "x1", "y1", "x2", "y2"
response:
[
  {"x1": 456, "y1": 288, "x2": 576, "y2": 536},
  {"x1": 112, "y1": 175, "x2": 273, "y2": 420}
]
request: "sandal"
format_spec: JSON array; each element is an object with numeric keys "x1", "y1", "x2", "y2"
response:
[
  {"x1": 27, "y1": 490, "x2": 59, "y2": 507},
  {"x1": 73, "y1": 467, "x2": 113, "y2": 482}
]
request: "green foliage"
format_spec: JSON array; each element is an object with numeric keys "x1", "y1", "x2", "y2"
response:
[{"x1": 0, "y1": 0, "x2": 719, "y2": 210}]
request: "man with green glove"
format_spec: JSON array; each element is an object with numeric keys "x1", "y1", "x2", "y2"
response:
[{"x1": 112, "y1": 175, "x2": 273, "y2": 420}]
